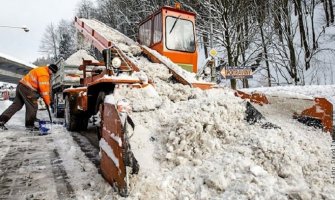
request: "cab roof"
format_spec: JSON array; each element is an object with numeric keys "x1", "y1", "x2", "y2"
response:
[{"x1": 139, "y1": 5, "x2": 196, "y2": 26}]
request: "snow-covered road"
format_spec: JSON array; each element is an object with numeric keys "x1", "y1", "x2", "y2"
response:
[{"x1": 0, "y1": 101, "x2": 117, "y2": 199}]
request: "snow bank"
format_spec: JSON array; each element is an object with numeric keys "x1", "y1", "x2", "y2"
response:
[{"x1": 111, "y1": 54, "x2": 334, "y2": 199}]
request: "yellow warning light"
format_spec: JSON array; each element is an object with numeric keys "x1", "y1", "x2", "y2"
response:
[{"x1": 175, "y1": 3, "x2": 181, "y2": 9}]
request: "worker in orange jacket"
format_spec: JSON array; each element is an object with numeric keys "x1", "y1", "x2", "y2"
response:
[{"x1": 0, "y1": 64, "x2": 58, "y2": 131}]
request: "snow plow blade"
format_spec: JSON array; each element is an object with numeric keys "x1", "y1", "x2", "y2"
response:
[
  {"x1": 100, "y1": 103, "x2": 138, "y2": 197},
  {"x1": 235, "y1": 90, "x2": 269, "y2": 105},
  {"x1": 141, "y1": 46, "x2": 215, "y2": 90},
  {"x1": 235, "y1": 91, "x2": 333, "y2": 133},
  {"x1": 294, "y1": 97, "x2": 333, "y2": 133}
]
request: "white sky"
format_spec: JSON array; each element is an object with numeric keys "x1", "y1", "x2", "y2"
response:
[{"x1": 0, "y1": 0, "x2": 82, "y2": 63}]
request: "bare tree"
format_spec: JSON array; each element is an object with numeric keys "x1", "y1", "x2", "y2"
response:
[
  {"x1": 39, "y1": 23, "x2": 59, "y2": 61},
  {"x1": 328, "y1": 0, "x2": 334, "y2": 23},
  {"x1": 253, "y1": 0, "x2": 272, "y2": 86},
  {"x1": 294, "y1": 0, "x2": 311, "y2": 70},
  {"x1": 269, "y1": 0, "x2": 300, "y2": 85}
]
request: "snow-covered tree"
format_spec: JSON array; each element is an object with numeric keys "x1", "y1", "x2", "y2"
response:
[
  {"x1": 57, "y1": 20, "x2": 76, "y2": 60},
  {"x1": 76, "y1": 0, "x2": 97, "y2": 19},
  {"x1": 32, "y1": 56, "x2": 54, "y2": 66}
]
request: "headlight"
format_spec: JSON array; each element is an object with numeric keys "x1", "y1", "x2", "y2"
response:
[
  {"x1": 112, "y1": 57, "x2": 122, "y2": 68},
  {"x1": 204, "y1": 67, "x2": 211, "y2": 75}
]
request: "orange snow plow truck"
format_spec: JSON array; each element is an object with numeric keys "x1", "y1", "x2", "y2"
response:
[
  {"x1": 61, "y1": 2, "x2": 333, "y2": 197},
  {"x1": 65, "y1": 4, "x2": 215, "y2": 196}
]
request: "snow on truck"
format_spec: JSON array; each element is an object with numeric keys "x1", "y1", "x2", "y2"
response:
[
  {"x1": 51, "y1": 50, "x2": 97, "y2": 117},
  {"x1": 52, "y1": 3, "x2": 332, "y2": 197}
]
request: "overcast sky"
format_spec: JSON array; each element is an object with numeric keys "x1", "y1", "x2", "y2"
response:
[{"x1": 0, "y1": 0, "x2": 82, "y2": 64}]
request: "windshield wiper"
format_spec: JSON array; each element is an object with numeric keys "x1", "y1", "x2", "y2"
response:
[{"x1": 169, "y1": 15, "x2": 181, "y2": 34}]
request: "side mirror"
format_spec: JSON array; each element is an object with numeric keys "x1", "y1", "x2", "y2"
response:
[
  {"x1": 102, "y1": 48, "x2": 112, "y2": 69},
  {"x1": 102, "y1": 49, "x2": 108, "y2": 64}
]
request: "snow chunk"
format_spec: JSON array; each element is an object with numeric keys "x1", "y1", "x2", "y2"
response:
[{"x1": 250, "y1": 165, "x2": 268, "y2": 177}]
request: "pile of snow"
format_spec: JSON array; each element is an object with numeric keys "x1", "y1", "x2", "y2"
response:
[
  {"x1": 60, "y1": 49, "x2": 100, "y2": 82},
  {"x1": 80, "y1": 18, "x2": 141, "y2": 56},
  {"x1": 64, "y1": 49, "x2": 98, "y2": 66},
  {"x1": 80, "y1": 18, "x2": 135, "y2": 47},
  {"x1": 141, "y1": 46, "x2": 201, "y2": 83},
  {"x1": 105, "y1": 54, "x2": 334, "y2": 199}
]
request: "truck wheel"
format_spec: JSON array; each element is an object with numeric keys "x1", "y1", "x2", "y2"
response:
[
  {"x1": 65, "y1": 95, "x2": 80, "y2": 131},
  {"x1": 95, "y1": 92, "x2": 106, "y2": 141},
  {"x1": 80, "y1": 115, "x2": 89, "y2": 131}
]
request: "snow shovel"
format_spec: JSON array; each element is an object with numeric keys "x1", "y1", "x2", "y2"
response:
[
  {"x1": 46, "y1": 105, "x2": 64, "y2": 125},
  {"x1": 38, "y1": 120, "x2": 52, "y2": 135},
  {"x1": 46, "y1": 105, "x2": 53, "y2": 123},
  {"x1": 38, "y1": 105, "x2": 53, "y2": 135}
]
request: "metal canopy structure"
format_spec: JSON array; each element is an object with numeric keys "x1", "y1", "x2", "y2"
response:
[{"x1": 0, "y1": 53, "x2": 35, "y2": 84}]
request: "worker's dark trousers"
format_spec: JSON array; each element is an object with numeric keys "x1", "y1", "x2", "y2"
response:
[{"x1": 0, "y1": 83, "x2": 38, "y2": 127}]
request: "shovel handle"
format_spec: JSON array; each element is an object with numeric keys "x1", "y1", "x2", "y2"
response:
[{"x1": 46, "y1": 105, "x2": 53, "y2": 123}]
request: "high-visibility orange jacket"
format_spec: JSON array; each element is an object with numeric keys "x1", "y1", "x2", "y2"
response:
[{"x1": 20, "y1": 66, "x2": 51, "y2": 106}]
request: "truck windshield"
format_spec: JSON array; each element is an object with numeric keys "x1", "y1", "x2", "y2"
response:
[{"x1": 166, "y1": 16, "x2": 195, "y2": 52}]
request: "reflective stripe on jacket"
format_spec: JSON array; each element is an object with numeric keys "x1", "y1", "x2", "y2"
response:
[{"x1": 20, "y1": 66, "x2": 51, "y2": 105}]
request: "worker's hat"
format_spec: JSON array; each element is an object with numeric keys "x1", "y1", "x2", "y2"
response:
[{"x1": 48, "y1": 64, "x2": 58, "y2": 73}]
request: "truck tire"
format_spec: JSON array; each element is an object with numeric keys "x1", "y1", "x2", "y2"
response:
[
  {"x1": 80, "y1": 115, "x2": 89, "y2": 131},
  {"x1": 65, "y1": 95, "x2": 80, "y2": 131},
  {"x1": 95, "y1": 92, "x2": 106, "y2": 140}
]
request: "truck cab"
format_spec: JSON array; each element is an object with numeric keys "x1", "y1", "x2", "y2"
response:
[{"x1": 138, "y1": 4, "x2": 198, "y2": 73}]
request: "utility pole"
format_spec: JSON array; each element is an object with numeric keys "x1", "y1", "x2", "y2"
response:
[{"x1": 209, "y1": 1, "x2": 216, "y2": 83}]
